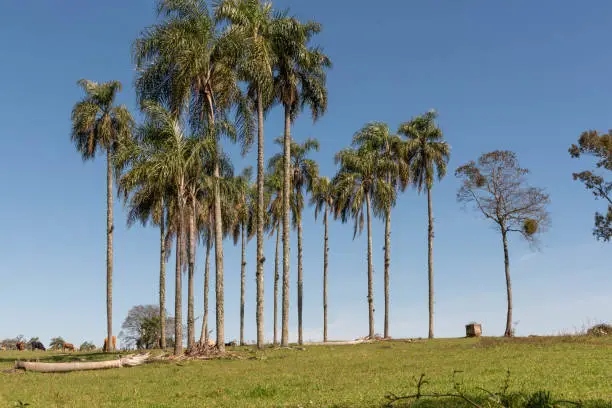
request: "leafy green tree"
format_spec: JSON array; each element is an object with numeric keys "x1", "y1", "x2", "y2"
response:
[
  {"x1": 399, "y1": 111, "x2": 449, "y2": 339},
  {"x1": 79, "y1": 342, "x2": 97, "y2": 352},
  {"x1": 273, "y1": 16, "x2": 330, "y2": 347},
  {"x1": 333, "y1": 133, "x2": 395, "y2": 339},
  {"x1": 270, "y1": 137, "x2": 319, "y2": 344},
  {"x1": 119, "y1": 305, "x2": 175, "y2": 349},
  {"x1": 49, "y1": 337, "x2": 65, "y2": 351},
  {"x1": 456, "y1": 151, "x2": 550, "y2": 336},
  {"x1": 70, "y1": 79, "x2": 134, "y2": 352},
  {"x1": 351, "y1": 123, "x2": 407, "y2": 339},
  {"x1": 569, "y1": 130, "x2": 611, "y2": 242},
  {"x1": 309, "y1": 176, "x2": 335, "y2": 342},
  {"x1": 215, "y1": 0, "x2": 279, "y2": 349},
  {"x1": 134, "y1": 0, "x2": 254, "y2": 352}
]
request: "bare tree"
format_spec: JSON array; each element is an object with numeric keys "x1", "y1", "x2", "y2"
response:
[{"x1": 455, "y1": 151, "x2": 550, "y2": 337}]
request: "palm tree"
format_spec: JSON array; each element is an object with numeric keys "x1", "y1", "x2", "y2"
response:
[
  {"x1": 215, "y1": 0, "x2": 279, "y2": 349},
  {"x1": 117, "y1": 167, "x2": 173, "y2": 350},
  {"x1": 70, "y1": 79, "x2": 133, "y2": 352},
  {"x1": 230, "y1": 167, "x2": 255, "y2": 346},
  {"x1": 351, "y1": 123, "x2": 407, "y2": 339},
  {"x1": 309, "y1": 176, "x2": 334, "y2": 342},
  {"x1": 196, "y1": 156, "x2": 236, "y2": 346},
  {"x1": 133, "y1": 0, "x2": 254, "y2": 352},
  {"x1": 398, "y1": 111, "x2": 450, "y2": 339},
  {"x1": 333, "y1": 131, "x2": 395, "y2": 339},
  {"x1": 270, "y1": 137, "x2": 319, "y2": 345},
  {"x1": 117, "y1": 101, "x2": 213, "y2": 355},
  {"x1": 273, "y1": 17, "x2": 330, "y2": 347},
  {"x1": 265, "y1": 166, "x2": 284, "y2": 345}
]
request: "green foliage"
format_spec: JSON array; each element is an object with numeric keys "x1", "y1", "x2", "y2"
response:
[
  {"x1": 523, "y1": 219, "x2": 539, "y2": 236},
  {"x1": 49, "y1": 337, "x2": 65, "y2": 350},
  {"x1": 79, "y1": 342, "x2": 97, "y2": 352},
  {"x1": 569, "y1": 129, "x2": 612, "y2": 242},
  {"x1": 398, "y1": 110, "x2": 450, "y2": 192}
]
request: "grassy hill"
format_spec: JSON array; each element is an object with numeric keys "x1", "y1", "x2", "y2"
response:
[{"x1": 1, "y1": 336, "x2": 610, "y2": 407}]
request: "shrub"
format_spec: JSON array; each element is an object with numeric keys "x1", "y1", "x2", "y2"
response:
[
  {"x1": 79, "y1": 341, "x2": 96, "y2": 352},
  {"x1": 587, "y1": 323, "x2": 611, "y2": 337}
]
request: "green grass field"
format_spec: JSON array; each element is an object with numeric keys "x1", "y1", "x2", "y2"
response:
[{"x1": 1, "y1": 337, "x2": 610, "y2": 407}]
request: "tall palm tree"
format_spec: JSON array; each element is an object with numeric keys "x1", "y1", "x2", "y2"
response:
[
  {"x1": 117, "y1": 167, "x2": 174, "y2": 350},
  {"x1": 333, "y1": 130, "x2": 395, "y2": 339},
  {"x1": 309, "y1": 176, "x2": 334, "y2": 342},
  {"x1": 270, "y1": 137, "x2": 319, "y2": 345},
  {"x1": 230, "y1": 167, "x2": 255, "y2": 346},
  {"x1": 196, "y1": 156, "x2": 236, "y2": 346},
  {"x1": 273, "y1": 17, "x2": 330, "y2": 347},
  {"x1": 70, "y1": 79, "x2": 133, "y2": 352},
  {"x1": 265, "y1": 166, "x2": 284, "y2": 345},
  {"x1": 351, "y1": 123, "x2": 407, "y2": 339},
  {"x1": 398, "y1": 111, "x2": 450, "y2": 339},
  {"x1": 117, "y1": 101, "x2": 213, "y2": 355},
  {"x1": 215, "y1": 0, "x2": 279, "y2": 349},
  {"x1": 134, "y1": 0, "x2": 254, "y2": 352}
]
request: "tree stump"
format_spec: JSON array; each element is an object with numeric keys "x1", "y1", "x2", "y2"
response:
[{"x1": 465, "y1": 323, "x2": 482, "y2": 338}]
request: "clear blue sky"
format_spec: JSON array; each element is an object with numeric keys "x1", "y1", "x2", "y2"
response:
[{"x1": 1, "y1": 0, "x2": 610, "y2": 347}]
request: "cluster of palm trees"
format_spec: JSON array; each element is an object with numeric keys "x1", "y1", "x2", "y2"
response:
[{"x1": 70, "y1": 0, "x2": 450, "y2": 355}]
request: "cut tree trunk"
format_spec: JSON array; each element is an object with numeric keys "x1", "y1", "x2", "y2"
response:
[
  {"x1": 106, "y1": 150, "x2": 114, "y2": 353},
  {"x1": 159, "y1": 203, "x2": 166, "y2": 350},
  {"x1": 365, "y1": 191, "x2": 375, "y2": 339},
  {"x1": 281, "y1": 105, "x2": 291, "y2": 347},
  {"x1": 256, "y1": 88, "x2": 265, "y2": 349},
  {"x1": 503, "y1": 229, "x2": 513, "y2": 337},
  {"x1": 427, "y1": 186, "x2": 434, "y2": 339},
  {"x1": 15, "y1": 354, "x2": 149, "y2": 373}
]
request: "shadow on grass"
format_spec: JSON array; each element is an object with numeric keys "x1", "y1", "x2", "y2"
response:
[{"x1": 387, "y1": 398, "x2": 612, "y2": 408}]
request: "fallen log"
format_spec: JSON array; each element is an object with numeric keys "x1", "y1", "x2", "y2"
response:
[{"x1": 14, "y1": 354, "x2": 150, "y2": 373}]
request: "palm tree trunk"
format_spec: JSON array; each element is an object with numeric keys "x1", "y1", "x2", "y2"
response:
[
  {"x1": 174, "y1": 191, "x2": 183, "y2": 355},
  {"x1": 323, "y1": 206, "x2": 329, "y2": 343},
  {"x1": 384, "y1": 208, "x2": 391, "y2": 339},
  {"x1": 281, "y1": 104, "x2": 291, "y2": 347},
  {"x1": 297, "y1": 213, "x2": 304, "y2": 345},
  {"x1": 365, "y1": 191, "x2": 374, "y2": 339},
  {"x1": 159, "y1": 204, "x2": 166, "y2": 350},
  {"x1": 256, "y1": 88, "x2": 265, "y2": 349},
  {"x1": 106, "y1": 150, "x2": 114, "y2": 352},
  {"x1": 240, "y1": 224, "x2": 246, "y2": 346},
  {"x1": 427, "y1": 185, "x2": 434, "y2": 339},
  {"x1": 502, "y1": 229, "x2": 513, "y2": 337},
  {"x1": 187, "y1": 200, "x2": 196, "y2": 349},
  {"x1": 274, "y1": 224, "x2": 280, "y2": 345},
  {"x1": 200, "y1": 234, "x2": 211, "y2": 345},
  {"x1": 206, "y1": 100, "x2": 225, "y2": 353}
]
